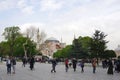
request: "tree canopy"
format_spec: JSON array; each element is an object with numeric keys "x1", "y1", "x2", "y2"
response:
[
  {"x1": 89, "y1": 30, "x2": 108, "y2": 59},
  {"x1": 2, "y1": 26, "x2": 21, "y2": 56},
  {"x1": 1, "y1": 26, "x2": 40, "y2": 57}
]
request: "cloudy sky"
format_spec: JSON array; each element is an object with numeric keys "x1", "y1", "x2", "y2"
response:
[{"x1": 0, "y1": 0, "x2": 120, "y2": 50}]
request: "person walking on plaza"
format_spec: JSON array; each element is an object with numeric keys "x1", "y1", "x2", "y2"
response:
[
  {"x1": 107, "y1": 59, "x2": 114, "y2": 75},
  {"x1": 11, "y1": 56, "x2": 16, "y2": 74},
  {"x1": 92, "y1": 58, "x2": 97, "y2": 73},
  {"x1": 22, "y1": 56, "x2": 27, "y2": 67},
  {"x1": 65, "y1": 58, "x2": 69, "y2": 72},
  {"x1": 114, "y1": 59, "x2": 120, "y2": 73},
  {"x1": 117, "y1": 60, "x2": 120, "y2": 73},
  {"x1": 6, "y1": 56, "x2": 11, "y2": 74},
  {"x1": 68, "y1": 59, "x2": 72, "y2": 67},
  {"x1": 72, "y1": 58, "x2": 77, "y2": 72},
  {"x1": 29, "y1": 56, "x2": 35, "y2": 70},
  {"x1": 79, "y1": 59, "x2": 84, "y2": 73},
  {"x1": 51, "y1": 58, "x2": 57, "y2": 73}
]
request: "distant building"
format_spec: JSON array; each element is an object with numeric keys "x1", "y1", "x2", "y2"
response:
[
  {"x1": 115, "y1": 45, "x2": 120, "y2": 58},
  {"x1": 41, "y1": 37, "x2": 66, "y2": 58}
]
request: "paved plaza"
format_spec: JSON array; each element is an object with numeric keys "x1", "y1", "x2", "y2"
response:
[{"x1": 0, "y1": 62, "x2": 120, "y2": 80}]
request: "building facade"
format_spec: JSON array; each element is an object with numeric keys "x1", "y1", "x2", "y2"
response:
[
  {"x1": 115, "y1": 45, "x2": 120, "y2": 58},
  {"x1": 41, "y1": 37, "x2": 66, "y2": 58}
]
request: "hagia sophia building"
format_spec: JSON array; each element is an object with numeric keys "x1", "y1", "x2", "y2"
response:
[
  {"x1": 41, "y1": 37, "x2": 66, "y2": 58},
  {"x1": 115, "y1": 45, "x2": 120, "y2": 58}
]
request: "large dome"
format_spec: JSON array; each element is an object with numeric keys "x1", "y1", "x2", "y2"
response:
[{"x1": 45, "y1": 37, "x2": 59, "y2": 43}]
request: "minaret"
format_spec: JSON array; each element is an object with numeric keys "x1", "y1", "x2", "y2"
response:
[
  {"x1": 61, "y1": 36, "x2": 62, "y2": 43},
  {"x1": 74, "y1": 33, "x2": 76, "y2": 40}
]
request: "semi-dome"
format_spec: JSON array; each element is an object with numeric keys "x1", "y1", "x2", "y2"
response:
[{"x1": 45, "y1": 37, "x2": 59, "y2": 43}]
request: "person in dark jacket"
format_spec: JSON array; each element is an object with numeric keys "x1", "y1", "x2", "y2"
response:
[
  {"x1": 72, "y1": 58, "x2": 77, "y2": 72},
  {"x1": 51, "y1": 58, "x2": 57, "y2": 73},
  {"x1": 11, "y1": 56, "x2": 16, "y2": 74},
  {"x1": 80, "y1": 59, "x2": 85, "y2": 72},
  {"x1": 29, "y1": 56, "x2": 35, "y2": 70},
  {"x1": 107, "y1": 60, "x2": 114, "y2": 75},
  {"x1": 22, "y1": 57, "x2": 27, "y2": 67}
]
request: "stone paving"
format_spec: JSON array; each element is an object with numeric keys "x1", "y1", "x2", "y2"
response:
[{"x1": 0, "y1": 62, "x2": 120, "y2": 80}]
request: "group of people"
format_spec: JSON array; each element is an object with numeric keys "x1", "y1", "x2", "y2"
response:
[
  {"x1": 65, "y1": 58, "x2": 90, "y2": 73},
  {"x1": 51, "y1": 58, "x2": 120, "y2": 75},
  {"x1": 6, "y1": 56, "x2": 35, "y2": 75},
  {"x1": 6, "y1": 56, "x2": 16, "y2": 74},
  {"x1": 114, "y1": 59, "x2": 120, "y2": 73},
  {"x1": 102, "y1": 59, "x2": 120, "y2": 74},
  {"x1": 5, "y1": 56, "x2": 120, "y2": 75},
  {"x1": 22, "y1": 56, "x2": 35, "y2": 70},
  {"x1": 50, "y1": 58, "x2": 78, "y2": 73}
]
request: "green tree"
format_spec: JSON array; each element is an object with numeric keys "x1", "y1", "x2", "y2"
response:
[
  {"x1": 72, "y1": 38, "x2": 84, "y2": 59},
  {"x1": 0, "y1": 36, "x2": 37, "y2": 57},
  {"x1": 15, "y1": 36, "x2": 37, "y2": 57},
  {"x1": 53, "y1": 50, "x2": 63, "y2": 58},
  {"x1": 2, "y1": 26, "x2": 21, "y2": 56},
  {"x1": 53, "y1": 36, "x2": 92, "y2": 59},
  {"x1": 53, "y1": 45, "x2": 73, "y2": 58},
  {"x1": 13, "y1": 36, "x2": 28, "y2": 57},
  {"x1": 62, "y1": 45, "x2": 73, "y2": 58},
  {"x1": 26, "y1": 39, "x2": 37, "y2": 56},
  {"x1": 89, "y1": 30, "x2": 108, "y2": 59},
  {"x1": 0, "y1": 41, "x2": 10, "y2": 57},
  {"x1": 104, "y1": 50, "x2": 116, "y2": 59},
  {"x1": 77, "y1": 36, "x2": 92, "y2": 59}
]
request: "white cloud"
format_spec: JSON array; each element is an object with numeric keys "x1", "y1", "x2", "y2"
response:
[
  {"x1": 40, "y1": 0, "x2": 64, "y2": 11},
  {"x1": 0, "y1": 0, "x2": 35, "y2": 15},
  {"x1": 0, "y1": 0, "x2": 17, "y2": 11},
  {"x1": 19, "y1": 23, "x2": 45, "y2": 33},
  {"x1": 17, "y1": 0, "x2": 26, "y2": 8},
  {"x1": 21, "y1": 6, "x2": 34, "y2": 15},
  {"x1": 17, "y1": 0, "x2": 35, "y2": 15}
]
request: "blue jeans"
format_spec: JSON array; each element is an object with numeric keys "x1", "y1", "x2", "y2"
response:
[{"x1": 93, "y1": 66, "x2": 96, "y2": 73}]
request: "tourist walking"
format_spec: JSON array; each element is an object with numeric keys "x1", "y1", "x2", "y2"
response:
[
  {"x1": 6, "y1": 56, "x2": 11, "y2": 74},
  {"x1": 107, "y1": 60, "x2": 114, "y2": 75},
  {"x1": 22, "y1": 57, "x2": 27, "y2": 67},
  {"x1": 72, "y1": 58, "x2": 77, "y2": 72},
  {"x1": 29, "y1": 56, "x2": 35, "y2": 70},
  {"x1": 117, "y1": 60, "x2": 120, "y2": 73},
  {"x1": 79, "y1": 59, "x2": 84, "y2": 73},
  {"x1": 11, "y1": 56, "x2": 16, "y2": 74},
  {"x1": 92, "y1": 58, "x2": 97, "y2": 73},
  {"x1": 65, "y1": 58, "x2": 69, "y2": 72},
  {"x1": 68, "y1": 59, "x2": 72, "y2": 67},
  {"x1": 114, "y1": 59, "x2": 120, "y2": 73},
  {"x1": 51, "y1": 58, "x2": 57, "y2": 73}
]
